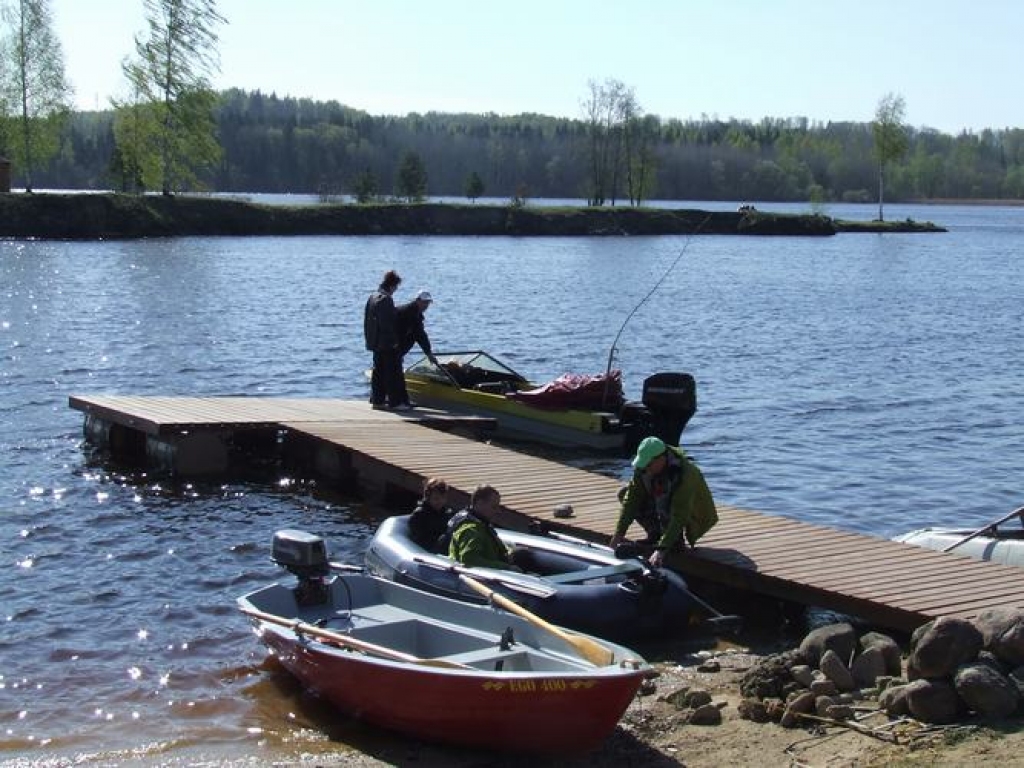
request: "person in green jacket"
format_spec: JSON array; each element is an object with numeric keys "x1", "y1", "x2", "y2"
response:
[
  {"x1": 609, "y1": 436, "x2": 718, "y2": 568},
  {"x1": 448, "y1": 485, "x2": 522, "y2": 571}
]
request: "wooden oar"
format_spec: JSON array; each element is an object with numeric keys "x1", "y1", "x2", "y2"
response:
[
  {"x1": 459, "y1": 574, "x2": 615, "y2": 667},
  {"x1": 412, "y1": 556, "x2": 557, "y2": 598},
  {"x1": 239, "y1": 606, "x2": 470, "y2": 670},
  {"x1": 941, "y1": 504, "x2": 1024, "y2": 553}
]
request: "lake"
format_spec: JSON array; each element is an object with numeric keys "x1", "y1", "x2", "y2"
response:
[{"x1": 2, "y1": 200, "x2": 1023, "y2": 763}]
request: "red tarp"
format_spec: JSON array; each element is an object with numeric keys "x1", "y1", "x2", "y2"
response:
[{"x1": 506, "y1": 370, "x2": 624, "y2": 411}]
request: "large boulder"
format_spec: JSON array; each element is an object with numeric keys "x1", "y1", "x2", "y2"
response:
[
  {"x1": 799, "y1": 622, "x2": 858, "y2": 667},
  {"x1": 954, "y1": 662, "x2": 1020, "y2": 720},
  {"x1": 819, "y1": 649, "x2": 856, "y2": 691},
  {"x1": 904, "y1": 679, "x2": 961, "y2": 724},
  {"x1": 879, "y1": 683, "x2": 910, "y2": 716},
  {"x1": 975, "y1": 608, "x2": 1024, "y2": 667},
  {"x1": 859, "y1": 631, "x2": 903, "y2": 676},
  {"x1": 851, "y1": 645, "x2": 889, "y2": 688},
  {"x1": 908, "y1": 617, "x2": 983, "y2": 679}
]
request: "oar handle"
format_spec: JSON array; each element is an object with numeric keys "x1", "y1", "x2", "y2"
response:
[
  {"x1": 459, "y1": 574, "x2": 615, "y2": 667},
  {"x1": 239, "y1": 605, "x2": 468, "y2": 669}
]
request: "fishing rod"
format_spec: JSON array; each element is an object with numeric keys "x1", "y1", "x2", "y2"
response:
[{"x1": 602, "y1": 213, "x2": 713, "y2": 405}]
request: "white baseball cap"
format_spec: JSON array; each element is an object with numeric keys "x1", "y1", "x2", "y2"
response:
[{"x1": 416, "y1": 290, "x2": 433, "y2": 302}]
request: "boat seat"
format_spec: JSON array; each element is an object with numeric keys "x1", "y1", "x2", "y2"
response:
[{"x1": 546, "y1": 562, "x2": 640, "y2": 584}]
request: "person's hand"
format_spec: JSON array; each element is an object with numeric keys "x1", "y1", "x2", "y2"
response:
[
  {"x1": 649, "y1": 549, "x2": 665, "y2": 569},
  {"x1": 427, "y1": 353, "x2": 439, "y2": 366},
  {"x1": 609, "y1": 533, "x2": 624, "y2": 550}
]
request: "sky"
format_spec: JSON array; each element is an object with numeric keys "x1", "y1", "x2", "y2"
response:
[{"x1": 50, "y1": 0, "x2": 1023, "y2": 134}]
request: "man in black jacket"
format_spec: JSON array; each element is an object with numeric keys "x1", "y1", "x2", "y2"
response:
[{"x1": 364, "y1": 270, "x2": 405, "y2": 409}]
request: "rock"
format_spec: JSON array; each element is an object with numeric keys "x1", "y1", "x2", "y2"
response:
[
  {"x1": 790, "y1": 664, "x2": 814, "y2": 687},
  {"x1": 879, "y1": 683, "x2": 910, "y2": 716},
  {"x1": 875, "y1": 675, "x2": 903, "y2": 693},
  {"x1": 688, "y1": 703, "x2": 722, "y2": 725},
  {"x1": 815, "y1": 695, "x2": 837, "y2": 716},
  {"x1": 825, "y1": 704, "x2": 855, "y2": 721},
  {"x1": 799, "y1": 622, "x2": 858, "y2": 667},
  {"x1": 859, "y1": 631, "x2": 903, "y2": 676},
  {"x1": 739, "y1": 649, "x2": 809, "y2": 699},
  {"x1": 697, "y1": 659, "x2": 721, "y2": 673},
  {"x1": 766, "y1": 698, "x2": 787, "y2": 723},
  {"x1": 975, "y1": 608, "x2": 1024, "y2": 668},
  {"x1": 851, "y1": 646, "x2": 889, "y2": 688},
  {"x1": 820, "y1": 649, "x2": 856, "y2": 691},
  {"x1": 685, "y1": 689, "x2": 713, "y2": 708},
  {"x1": 908, "y1": 617, "x2": 983, "y2": 679},
  {"x1": 977, "y1": 650, "x2": 1009, "y2": 674},
  {"x1": 780, "y1": 691, "x2": 816, "y2": 728},
  {"x1": 662, "y1": 687, "x2": 690, "y2": 708},
  {"x1": 905, "y1": 679, "x2": 961, "y2": 724},
  {"x1": 810, "y1": 678, "x2": 839, "y2": 696},
  {"x1": 738, "y1": 698, "x2": 770, "y2": 723},
  {"x1": 954, "y1": 662, "x2": 1020, "y2": 720}
]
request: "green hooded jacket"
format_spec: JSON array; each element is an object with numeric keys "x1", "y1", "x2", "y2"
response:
[
  {"x1": 448, "y1": 512, "x2": 513, "y2": 570},
  {"x1": 614, "y1": 445, "x2": 718, "y2": 549}
]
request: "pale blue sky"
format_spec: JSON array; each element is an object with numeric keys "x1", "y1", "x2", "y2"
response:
[{"x1": 52, "y1": 0, "x2": 1022, "y2": 134}]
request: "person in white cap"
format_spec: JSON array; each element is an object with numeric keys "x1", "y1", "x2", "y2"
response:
[{"x1": 392, "y1": 290, "x2": 437, "y2": 409}]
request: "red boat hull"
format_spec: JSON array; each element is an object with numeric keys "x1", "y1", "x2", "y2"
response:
[{"x1": 262, "y1": 631, "x2": 644, "y2": 754}]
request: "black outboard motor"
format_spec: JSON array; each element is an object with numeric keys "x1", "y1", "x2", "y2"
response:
[
  {"x1": 621, "y1": 372, "x2": 697, "y2": 453},
  {"x1": 272, "y1": 529, "x2": 331, "y2": 606}
]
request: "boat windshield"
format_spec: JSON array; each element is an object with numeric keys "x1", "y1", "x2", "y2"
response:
[{"x1": 407, "y1": 350, "x2": 530, "y2": 387}]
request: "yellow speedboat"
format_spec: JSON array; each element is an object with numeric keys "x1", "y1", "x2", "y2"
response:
[{"x1": 404, "y1": 350, "x2": 696, "y2": 453}]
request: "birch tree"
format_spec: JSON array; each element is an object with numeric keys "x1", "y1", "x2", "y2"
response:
[
  {"x1": 872, "y1": 92, "x2": 908, "y2": 221},
  {"x1": 0, "y1": 0, "x2": 71, "y2": 193},
  {"x1": 120, "y1": 0, "x2": 225, "y2": 194}
]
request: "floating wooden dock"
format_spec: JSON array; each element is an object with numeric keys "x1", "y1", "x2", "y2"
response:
[{"x1": 70, "y1": 394, "x2": 1024, "y2": 632}]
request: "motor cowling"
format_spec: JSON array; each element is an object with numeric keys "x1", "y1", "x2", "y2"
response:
[
  {"x1": 642, "y1": 372, "x2": 696, "y2": 447},
  {"x1": 272, "y1": 529, "x2": 330, "y2": 605}
]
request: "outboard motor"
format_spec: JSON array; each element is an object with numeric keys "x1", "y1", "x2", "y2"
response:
[
  {"x1": 272, "y1": 529, "x2": 331, "y2": 606},
  {"x1": 642, "y1": 372, "x2": 696, "y2": 447},
  {"x1": 620, "y1": 372, "x2": 697, "y2": 453}
]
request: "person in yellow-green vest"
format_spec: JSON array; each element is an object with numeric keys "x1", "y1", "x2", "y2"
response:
[
  {"x1": 609, "y1": 436, "x2": 718, "y2": 568},
  {"x1": 448, "y1": 485, "x2": 533, "y2": 571}
]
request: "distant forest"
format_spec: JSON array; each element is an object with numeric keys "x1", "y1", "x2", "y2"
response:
[{"x1": 32, "y1": 88, "x2": 1024, "y2": 203}]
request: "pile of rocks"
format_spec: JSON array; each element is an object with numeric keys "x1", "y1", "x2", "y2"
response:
[{"x1": 738, "y1": 607, "x2": 1024, "y2": 727}]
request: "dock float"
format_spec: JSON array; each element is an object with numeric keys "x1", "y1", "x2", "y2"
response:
[{"x1": 70, "y1": 394, "x2": 1024, "y2": 632}]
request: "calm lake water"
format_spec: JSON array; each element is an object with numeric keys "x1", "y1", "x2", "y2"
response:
[{"x1": 2, "y1": 201, "x2": 1024, "y2": 764}]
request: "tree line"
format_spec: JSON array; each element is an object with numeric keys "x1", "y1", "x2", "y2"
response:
[
  {"x1": 3, "y1": 2, "x2": 1024, "y2": 205},
  {"x1": 37, "y1": 89, "x2": 1024, "y2": 205}
]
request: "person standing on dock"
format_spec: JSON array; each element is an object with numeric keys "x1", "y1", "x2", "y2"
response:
[
  {"x1": 609, "y1": 436, "x2": 718, "y2": 568},
  {"x1": 364, "y1": 270, "x2": 406, "y2": 410},
  {"x1": 394, "y1": 290, "x2": 438, "y2": 408}
]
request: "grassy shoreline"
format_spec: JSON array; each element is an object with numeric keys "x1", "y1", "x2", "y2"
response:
[{"x1": 0, "y1": 192, "x2": 945, "y2": 240}]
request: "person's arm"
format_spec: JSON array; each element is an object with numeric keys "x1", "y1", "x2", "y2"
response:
[
  {"x1": 413, "y1": 315, "x2": 432, "y2": 356},
  {"x1": 609, "y1": 480, "x2": 642, "y2": 547}
]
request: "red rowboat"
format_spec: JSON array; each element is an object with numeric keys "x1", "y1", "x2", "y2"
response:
[{"x1": 238, "y1": 530, "x2": 649, "y2": 754}]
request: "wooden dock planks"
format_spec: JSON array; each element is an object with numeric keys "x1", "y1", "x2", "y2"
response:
[{"x1": 70, "y1": 394, "x2": 1024, "y2": 632}]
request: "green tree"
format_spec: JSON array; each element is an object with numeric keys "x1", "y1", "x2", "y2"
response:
[
  {"x1": 120, "y1": 0, "x2": 225, "y2": 195},
  {"x1": 464, "y1": 169, "x2": 484, "y2": 201},
  {"x1": 395, "y1": 149, "x2": 427, "y2": 202},
  {"x1": 0, "y1": 0, "x2": 71, "y2": 192},
  {"x1": 352, "y1": 166, "x2": 377, "y2": 203},
  {"x1": 872, "y1": 92, "x2": 908, "y2": 221}
]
